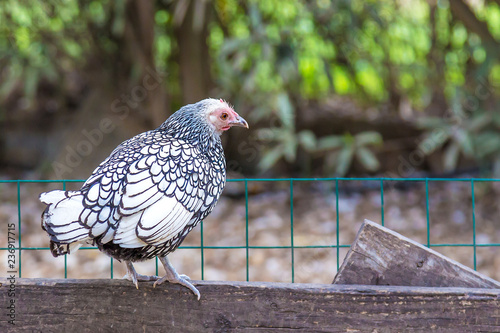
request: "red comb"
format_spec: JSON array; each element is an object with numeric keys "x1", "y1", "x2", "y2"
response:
[{"x1": 219, "y1": 98, "x2": 224, "y2": 103}]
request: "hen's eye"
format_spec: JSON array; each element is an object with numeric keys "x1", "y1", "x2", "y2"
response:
[{"x1": 220, "y1": 113, "x2": 228, "y2": 120}]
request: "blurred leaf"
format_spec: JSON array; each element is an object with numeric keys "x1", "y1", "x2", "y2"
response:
[
  {"x1": 468, "y1": 113, "x2": 491, "y2": 132},
  {"x1": 24, "y1": 66, "x2": 38, "y2": 102},
  {"x1": 356, "y1": 147, "x2": 380, "y2": 171},
  {"x1": 283, "y1": 146, "x2": 296, "y2": 162},
  {"x1": 332, "y1": 65, "x2": 351, "y2": 94},
  {"x1": 219, "y1": 38, "x2": 249, "y2": 55},
  {"x1": 248, "y1": 3, "x2": 263, "y2": 31},
  {"x1": 14, "y1": 26, "x2": 31, "y2": 51},
  {"x1": 276, "y1": 93, "x2": 294, "y2": 128},
  {"x1": 112, "y1": 0, "x2": 126, "y2": 35},
  {"x1": 354, "y1": 60, "x2": 385, "y2": 99},
  {"x1": 335, "y1": 145, "x2": 355, "y2": 176},
  {"x1": 493, "y1": 113, "x2": 500, "y2": 128},
  {"x1": 283, "y1": 132, "x2": 297, "y2": 162},
  {"x1": 0, "y1": 66, "x2": 20, "y2": 99},
  {"x1": 88, "y1": 1, "x2": 106, "y2": 25},
  {"x1": 418, "y1": 129, "x2": 451, "y2": 154},
  {"x1": 355, "y1": 131, "x2": 383, "y2": 147},
  {"x1": 416, "y1": 117, "x2": 447, "y2": 129},
  {"x1": 298, "y1": 130, "x2": 316, "y2": 151},
  {"x1": 258, "y1": 146, "x2": 284, "y2": 170},
  {"x1": 475, "y1": 132, "x2": 500, "y2": 158},
  {"x1": 444, "y1": 143, "x2": 460, "y2": 172},
  {"x1": 317, "y1": 135, "x2": 344, "y2": 150},
  {"x1": 454, "y1": 129, "x2": 474, "y2": 157}
]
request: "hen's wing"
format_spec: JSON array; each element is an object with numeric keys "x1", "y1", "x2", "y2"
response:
[{"x1": 79, "y1": 131, "x2": 225, "y2": 248}]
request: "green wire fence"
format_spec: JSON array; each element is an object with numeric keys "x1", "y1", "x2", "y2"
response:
[{"x1": 2, "y1": 177, "x2": 500, "y2": 282}]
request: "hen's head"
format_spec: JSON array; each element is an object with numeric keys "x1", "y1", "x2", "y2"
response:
[
  {"x1": 163, "y1": 98, "x2": 249, "y2": 137},
  {"x1": 200, "y1": 98, "x2": 248, "y2": 135}
]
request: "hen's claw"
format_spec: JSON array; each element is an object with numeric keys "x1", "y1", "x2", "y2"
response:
[
  {"x1": 154, "y1": 256, "x2": 200, "y2": 300},
  {"x1": 124, "y1": 261, "x2": 159, "y2": 289}
]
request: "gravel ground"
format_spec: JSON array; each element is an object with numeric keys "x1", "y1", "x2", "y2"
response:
[{"x1": 1, "y1": 179, "x2": 499, "y2": 284}]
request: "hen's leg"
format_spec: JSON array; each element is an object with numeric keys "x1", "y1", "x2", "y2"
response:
[
  {"x1": 154, "y1": 256, "x2": 200, "y2": 300},
  {"x1": 123, "y1": 261, "x2": 159, "y2": 289}
]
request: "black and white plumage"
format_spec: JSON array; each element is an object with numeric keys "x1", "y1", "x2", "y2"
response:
[{"x1": 40, "y1": 98, "x2": 248, "y2": 299}]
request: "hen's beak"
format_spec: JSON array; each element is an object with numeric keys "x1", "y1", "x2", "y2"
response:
[{"x1": 230, "y1": 115, "x2": 249, "y2": 129}]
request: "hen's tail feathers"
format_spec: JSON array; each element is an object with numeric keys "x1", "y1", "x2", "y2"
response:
[
  {"x1": 40, "y1": 190, "x2": 89, "y2": 257},
  {"x1": 49, "y1": 240, "x2": 84, "y2": 257}
]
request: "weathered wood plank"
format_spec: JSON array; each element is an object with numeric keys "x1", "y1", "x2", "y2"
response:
[
  {"x1": 333, "y1": 219, "x2": 500, "y2": 288},
  {"x1": 1, "y1": 278, "x2": 500, "y2": 332}
]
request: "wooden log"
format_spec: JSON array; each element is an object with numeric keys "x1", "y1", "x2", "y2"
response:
[
  {"x1": 0, "y1": 278, "x2": 499, "y2": 332},
  {"x1": 3, "y1": 221, "x2": 499, "y2": 331},
  {"x1": 333, "y1": 219, "x2": 500, "y2": 288}
]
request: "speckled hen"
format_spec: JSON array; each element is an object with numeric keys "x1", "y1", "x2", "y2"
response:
[{"x1": 40, "y1": 98, "x2": 248, "y2": 299}]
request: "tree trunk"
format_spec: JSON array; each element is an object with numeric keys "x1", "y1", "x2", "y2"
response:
[
  {"x1": 174, "y1": 0, "x2": 213, "y2": 104},
  {"x1": 125, "y1": 0, "x2": 170, "y2": 127}
]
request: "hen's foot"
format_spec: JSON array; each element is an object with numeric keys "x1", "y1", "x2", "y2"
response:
[
  {"x1": 124, "y1": 261, "x2": 159, "y2": 289},
  {"x1": 154, "y1": 256, "x2": 200, "y2": 300}
]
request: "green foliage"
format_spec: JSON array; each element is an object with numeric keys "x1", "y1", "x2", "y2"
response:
[
  {"x1": 210, "y1": 0, "x2": 500, "y2": 175},
  {"x1": 0, "y1": 1, "x2": 74, "y2": 104},
  {"x1": 316, "y1": 131, "x2": 383, "y2": 176},
  {"x1": 256, "y1": 91, "x2": 383, "y2": 175},
  {"x1": 0, "y1": 0, "x2": 126, "y2": 110},
  {"x1": 2, "y1": 0, "x2": 500, "y2": 175},
  {"x1": 212, "y1": 0, "x2": 390, "y2": 174},
  {"x1": 417, "y1": 96, "x2": 500, "y2": 174}
]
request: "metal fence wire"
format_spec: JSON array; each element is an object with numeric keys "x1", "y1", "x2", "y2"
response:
[{"x1": 2, "y1": 177, "x2": 500, "y2": 282}]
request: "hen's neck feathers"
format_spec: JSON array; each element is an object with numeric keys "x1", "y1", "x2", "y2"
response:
[{"x1": 157, "y1": 105, "x2": 221, "y2": 153}]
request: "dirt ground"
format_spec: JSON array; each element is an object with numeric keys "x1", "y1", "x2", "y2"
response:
[{"x1": 1, "y1": 178, "x2": 499, "y2": 284}]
